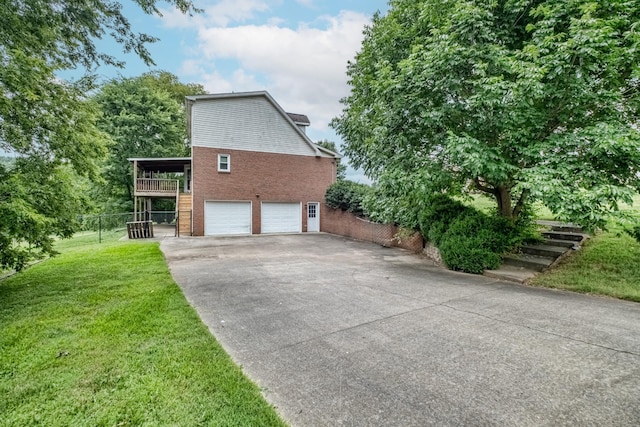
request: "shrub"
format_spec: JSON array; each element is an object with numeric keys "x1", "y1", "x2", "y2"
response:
[
  {"x1": 439, "y1": 237, "x2": 502, "y2": 273},
  {"x1": 325, "y1": 180, "x2": 372, "y2": 217},
  {"x1": 419, "y1": 194, "x2": 524, "y2": 274},
  {"x1": 438, "y1": 212, "x2": 515, "y2": 273},
  {"x1": 418, "y1": 194, "x2": 470, "y2": 244}
]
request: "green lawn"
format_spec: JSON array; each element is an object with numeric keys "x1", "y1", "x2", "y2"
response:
[
  {"x1": 467, "y1": 194, "x2": 640, "y2": 301},
  {"x1": 529, "y1": 230, "x2": 640, "y2": 302},
  {"x1": 0, "y1": 232, "x2": 286, "y2": 427},
  {"x1": 465, "y1": 193, "x2": 555, "y2": 220},
  {"x1": 529, "y1": 195, "x2": 640, "y2": 302}
]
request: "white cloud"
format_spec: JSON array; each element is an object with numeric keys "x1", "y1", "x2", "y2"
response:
[
  {"x1": 161, "y1": 0, "x2": 272, "y2": 28},
  {"x1": 178, "y1": 59, "x2": 203, "y2": 76},
  {"x1": 182, "y1": 10, "x2": 371, "y2": 135}
]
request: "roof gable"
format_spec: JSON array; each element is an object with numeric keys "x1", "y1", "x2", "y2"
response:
[{"x1": 186, "y1": 91, "x2": 336, "y2": 158}]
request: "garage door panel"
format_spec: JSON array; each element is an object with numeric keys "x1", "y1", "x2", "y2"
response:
[
  {"x1": 262, "y1": 202, "x2": 301, "y2": 233},
  {"x1": 205, "y1": 201, "x2": 251, "y2": 235}
]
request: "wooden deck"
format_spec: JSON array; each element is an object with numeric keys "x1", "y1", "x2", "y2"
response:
[{"x1": 135, "y1": 178, "x2": 179, "y2": 197}]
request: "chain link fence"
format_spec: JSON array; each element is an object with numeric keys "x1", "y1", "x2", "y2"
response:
[{"x1": 76, "y1": 211, "x2": 176, "y2": 244}]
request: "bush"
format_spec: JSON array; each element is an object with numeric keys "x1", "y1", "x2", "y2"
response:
[
  {"x1": 418, "y1": 194, "x2": 469, "y2": 244},
  {"x1": 439, "y1": 237, "x2": 502, "y2": 274},
  {"x1": 325, "y1": 180, "x2": 372, "y2": 217},
  {"x1": 419, "y1": 194, "x2": 523, "y2": 274},
  {"x1": 438, "y1": 212, "x2": 515, "y2": 273}
]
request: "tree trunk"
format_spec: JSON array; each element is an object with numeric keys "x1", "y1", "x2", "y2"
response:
[
  {"x1": 474, "y1": 179, "x2": 525, "y2": 223},
  {"x1": 495, "y1": 185, "x2": 513, "y2": 221}
]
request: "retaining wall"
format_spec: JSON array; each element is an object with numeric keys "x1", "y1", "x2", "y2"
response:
[{"x1": 320, "y1": 204, "x2": 424, "y2": 253}]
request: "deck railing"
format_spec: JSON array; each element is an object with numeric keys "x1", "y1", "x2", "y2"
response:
[{"x1": 135, "y1": 178, "x2": 179, "y2": 194}]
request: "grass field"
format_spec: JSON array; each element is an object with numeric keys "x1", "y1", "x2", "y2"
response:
[
  {"x1": 0, "y1": 232, "x2": 286, "y2": 427},
  {"x1": 468, "y1": 194, "x2": 640, "y2": 301},
  {"x1": 529, "y1": 230, "x2": 640, "y2": 302},
  {"x1": 529, "y1": 196, "x2": 640, "y2": 302}
]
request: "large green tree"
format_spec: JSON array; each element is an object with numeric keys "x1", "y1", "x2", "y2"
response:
[
  {"x1": 0, "y1": 0, "x2": 198, "y2": 269},
  {"x1": 94, "y1": 72, "x2": 205, "y2": 210},
  {"x1": 333, "y1": 0, "x2": 640, "y2": 230}
]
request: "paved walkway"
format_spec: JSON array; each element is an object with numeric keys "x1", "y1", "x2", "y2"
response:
[{"x1": 161, "y1": 233, "x2": 640, "y2": 426}]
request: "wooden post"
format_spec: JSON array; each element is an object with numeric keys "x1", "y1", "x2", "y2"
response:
[{"x1": 133, "y1": 159, "x2": 138, "y2": 221}]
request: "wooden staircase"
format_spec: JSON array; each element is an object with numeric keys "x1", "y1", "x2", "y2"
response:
[
  {"x1": 485, "y1": 221, "x2": 589, "y2": 283},
  {"x1": 177, "y1": 193, "x2": 192, "y2": 236}
]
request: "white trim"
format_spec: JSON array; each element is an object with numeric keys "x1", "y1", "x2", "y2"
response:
[
  {"x1": 218, "y1": 153, "x2": 230, "y2": 172},
  {"x1": 183, "y1": 165, "x2": 191, "y2": 193},
  {"x1": 307, "y1": 202, "x2": 320, "y2": 232}
]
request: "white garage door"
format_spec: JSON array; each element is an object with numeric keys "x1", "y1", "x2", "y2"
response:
[
  {"x1": 205, "y1": 201, "x2": 251, "y2": 235},
  {"x1": 261, "y1": 202, "x2": 301, "y2": 233}
]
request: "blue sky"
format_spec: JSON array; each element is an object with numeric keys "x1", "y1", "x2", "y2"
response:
[{"x1": 75, "y1": 0, "x2": 390, "y2": 181}]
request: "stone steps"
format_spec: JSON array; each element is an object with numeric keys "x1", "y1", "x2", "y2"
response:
[
  {"x1": 483, "y1": 265, "x2": 538, "y2": 283},
  {"x1": 535, "y1": 220, "x2": 583, "y2": 234},
  {"x1": 502, "y1": 253, "x2": 555, "y2": 272},
  {"x1": 485, "y1": 221, "x2": 589, "y2": 283},
  {"x1": 543, "y1": 238, "x2": 577, "y2": 248},
  {"x1": 541, "y1": 230, "x2": 587, "y2": 242},
  {"x1": 519, "y1": 243, "x2": 567, "y2": 258}
]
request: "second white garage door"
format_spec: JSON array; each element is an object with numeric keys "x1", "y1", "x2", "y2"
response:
[
  {"x1": 204, "y1": 201, "x2": 251, "y2": 235},
  {"x1": 261, "y1": 202, "x2": 301, "y2": 233}
]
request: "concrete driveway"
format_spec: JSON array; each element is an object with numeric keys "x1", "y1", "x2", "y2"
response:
[{"x1": 160, "y1": 233, "x2": 640, "y2": 426}]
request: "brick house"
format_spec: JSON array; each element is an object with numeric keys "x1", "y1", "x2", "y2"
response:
[{"x1": 129, "y1": 91, "x2": 340, "y2": 236}]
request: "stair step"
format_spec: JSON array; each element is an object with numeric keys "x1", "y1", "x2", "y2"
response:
[
  {"x1": 536, "y1": 220, "x2": 583, "y2": 233},
  {"x1": 543, "y1": 238, "x2": 577, "y2": 248},
  {"x1": 484, "y1": 265, "x2": 538, "y2": 283},
  {"x1": 502, "y1": 253, "x2": 554, "y2": 272},
  {"x1": 541, "y1": 230, "x2": 587, "y2": 242},
  {"x1": 520, "y1": 244, "x2": 568, "y2": 258}
]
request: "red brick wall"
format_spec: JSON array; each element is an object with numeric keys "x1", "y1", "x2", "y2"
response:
[
  {"x1": 192, "y1": 146, "x2": 336, "y2": 235},
  {"x1": 320, "y1": 204, "x2": 424, "y2": 253}
]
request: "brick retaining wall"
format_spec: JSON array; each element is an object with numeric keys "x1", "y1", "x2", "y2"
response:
[{"x1": 320, "y1": 204, "x2": 423, "y2": 253}]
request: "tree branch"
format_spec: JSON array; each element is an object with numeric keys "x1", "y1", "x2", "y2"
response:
[{"x1": 474, "y1": 178, "x2": 498, "y2": 196}]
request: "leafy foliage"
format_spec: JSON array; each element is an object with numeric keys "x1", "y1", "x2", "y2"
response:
[
  {"x1": 333, "y1": 0, "x2": 640, "y2": 231},
  {"x1": 325, "y1": 180, "x2": 372, "y2": 217},
  {"x1": 362, "y1": 168, "x2": 444, "y2": 230},
  {"x1": 418, "y1": 195, "x2": 525, "y2": 274},
  {"x1": 0, "y1": 0, "x2": 199, "y2": 270},
  {"x1": 418, "y1": 195, "x2": 471, "y2": 245},
  {"x1": 0, "y1": 160, "x2": 91, "y2": 270},
  {"x1": 626, "y1": 225, "x2": 640, "y2": 244},
  {"x1": 94, "y1": 72, "x2": 205, "y2": 210}
]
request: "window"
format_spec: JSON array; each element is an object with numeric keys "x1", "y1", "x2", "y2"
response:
[{"x1": 218, "y1": 154, "x2": 230, "y2": 172}]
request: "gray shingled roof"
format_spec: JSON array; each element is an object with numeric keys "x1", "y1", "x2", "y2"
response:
[{"x1": 286, "y1": 112, "x2": 310, "y2": 126}]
